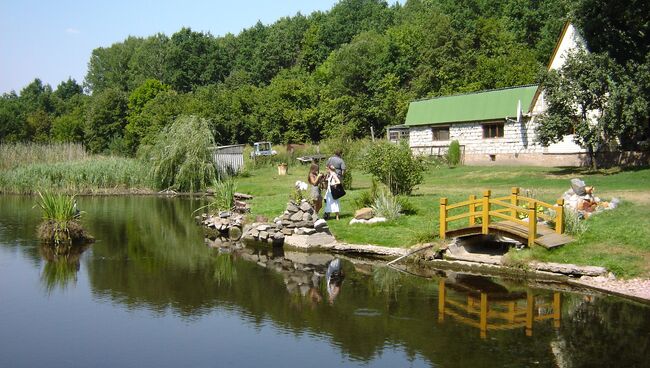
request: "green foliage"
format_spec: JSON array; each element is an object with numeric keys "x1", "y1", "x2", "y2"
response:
[
  {"x1": 563, "y1": 209, "x2": 589, "y2": 236},
  {"x1": 0, "y1": 142, "x2": 87, "y2": 171},
  {"x1": 195, "y1": 178, "x2": 238, "y2": 214},
  {"x1": 34, "y1": 191, "x2": 83, "y2": 245},
  {"x1": 447, "y1": 139, "x2": 461, "y2": 167},
  {"x1": 84, "y1": 88, "x2": 128, "y2": 154},
  {"x1": 35, "y1": 190, "x2": 78, "y2": 222},
  {"x1": 3, "y1": 0, "x2": 574, "y2": 150},
  {"x1": 371, "y1": 189, "x2": 402, "y2": 220},
  {"x1": 144, "y1": 115, "x2": 216, "y2": 192},
  {"x1": 0, "y1": 156, "x2": 150, "y2": 194},
  {"x1": 536, "y1": 50, "x2": 649, "y2": 168},
  {"x1": 362, "y1": 140, "x2": 426, "y2": 195},
  {"x1": 353, "y1": 178, "x2": 379, "y2": 209},
  {"x1": 396, "y1": 195, "x2": 417, "y2": 215}
]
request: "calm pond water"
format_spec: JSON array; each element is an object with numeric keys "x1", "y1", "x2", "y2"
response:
[{"x1": 1, "y1": 195, "x2": 649, "y2": 368}]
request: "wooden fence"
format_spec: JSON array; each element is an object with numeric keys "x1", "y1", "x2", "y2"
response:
[
  {"x1": 439, "y1": 188, "x2": 565, "y2": 246},
  {"x1": 210, "y1": 144, "x2": 245, "y2": 179}
]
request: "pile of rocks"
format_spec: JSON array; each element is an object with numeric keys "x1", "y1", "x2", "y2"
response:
[
  {"x1": 196, "y1": 211, "x2": 244, "y2": 240},
  {"x1": 242, "y1": 222, "x2": 286, "y2": 245},
  {"x1": 241, "y1": 200, "x2": 330, "y2": 245},
  {"x1": 349, "y1": 207, "x2": 387, "y2": 224},
  {"x1": 274, "y1": 200, "x2": 329, "y2": 235},
  {"x1": 563, "y1": 178, "x2": 619, "y2": 218}
]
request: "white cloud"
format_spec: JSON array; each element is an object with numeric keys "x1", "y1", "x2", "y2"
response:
[{"x1": 65, "y1": 28, "x2": 80, "y2": 34}]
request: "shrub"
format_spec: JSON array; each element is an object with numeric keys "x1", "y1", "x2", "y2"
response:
[
  {"x1": 143, "y1": 115, "x2": 216, "y2": 192},
  {"x1": 371, "y1": 189, "x2": 402, "y2": 220},
  {"x1": 447, "y1": 140, "x2": 461, "y2": 167},
  {"x1": 361, "y1": 140, "x2": 427, "y2": 195},
  {"x1": 353, "y1": 179, "x2": 379, "y2": 209},
  {"x1": 396, "y1": 195, "x2": 417, "y2": 215}
]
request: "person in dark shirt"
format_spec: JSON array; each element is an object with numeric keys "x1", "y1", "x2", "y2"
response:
[{"x1": 326, "y1": 150, "x2": 346, "y2": 180}]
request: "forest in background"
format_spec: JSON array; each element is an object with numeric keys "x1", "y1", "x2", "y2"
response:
[{"x1": 1, "y1": 0, "x2": 648, "y2": 157}]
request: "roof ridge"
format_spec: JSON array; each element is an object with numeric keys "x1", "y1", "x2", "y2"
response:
[{"x1": 412, "y1": 84, "x2": 538, "y2": 103}]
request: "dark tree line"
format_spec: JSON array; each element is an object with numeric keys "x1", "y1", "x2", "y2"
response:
[{"x1": 2, "y1": 0, "x2": 603, "y2": 156}]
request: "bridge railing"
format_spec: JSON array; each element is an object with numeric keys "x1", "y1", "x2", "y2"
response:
[{"x1": 439, "y1": 188, "x2": 565, "y2": 246}]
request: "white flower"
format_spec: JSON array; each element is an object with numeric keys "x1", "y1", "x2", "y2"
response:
[{"x1": 295, "y1": 180, "x2": 308, "y2": 191}]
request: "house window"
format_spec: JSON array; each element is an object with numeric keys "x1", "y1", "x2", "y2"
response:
[
  {"x1": 483, "y1": 123, "x2": 504, "y2": 138},
  {"x1": 431, "y1": 127, "x2": 450, "y2": 141},
  {"x1": 388, "y1": 130, "x2": 409, "y2": 142}
]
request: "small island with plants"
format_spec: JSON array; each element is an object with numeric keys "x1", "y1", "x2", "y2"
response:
[{"x1": 35, "y1": 191, "x2": 93, "y2": 246}]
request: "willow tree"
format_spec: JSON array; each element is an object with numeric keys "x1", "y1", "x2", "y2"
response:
[{"x1": 144, "y1": 115, "x2": 216, "y2": 192}]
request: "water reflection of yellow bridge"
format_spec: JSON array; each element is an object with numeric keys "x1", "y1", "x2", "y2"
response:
[
  {"x1": 439, "y1": 188, "x2": 573, "y2": 248},
  {"x1": 437, "y1": 278, "x2": 561, "y2": 339}
]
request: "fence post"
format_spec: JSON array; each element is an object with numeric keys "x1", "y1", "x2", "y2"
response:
[
  {"x1": 440, "y1": 198, "x2": 448, "y2": 239},
  {"x1": 510, "y1": 187, "x2": 519, "y2": 219},
  {"x1": 482, "y1": 190, "x2": 491, "y2": 235},
  {"x1": 528, "y1": 200, "x2": 537, "y2": 247},
  {"x1": 555, "y1": 199, "x2": 564, "y2": 234},
  {"x1": 469, "y1": 194, "x2": 476, "y2": 226}
]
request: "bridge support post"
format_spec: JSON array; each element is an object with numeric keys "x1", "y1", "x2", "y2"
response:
[
  {"x1": 526, "y1": 291, "x2": 534, "y2": 337},
  {"x1": 438, "y1": 279, "x2": 446, "y2": 322},
  {"x1": 480, "y1": 292, "x2": 488, "y2": 339},
  {"x1": 510, "y1": 187, "x2": 519, "y2": 219},
  {"x1": 528, "y1": 201, "x2": 537, "y2": 247},
  {"x1": 469, "y1": 194, "x2": 476, "y2": 226},
  {"x1": 553, "y1": 292, "x2": 561, "y2": 328},
  {"x1": 439, "y1": 198, "x2": 448, "y2": 239},
  {"x1": 482, "y1": 190, "x2": 491, "y2": 235},
  {"x1": 555, "y1": 199, "x2": 564, "y2": 234}
]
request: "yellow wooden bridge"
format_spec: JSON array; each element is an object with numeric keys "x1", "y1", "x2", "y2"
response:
[{"x1": 439, "y1": 188, "x2": 573, "y2": 248}]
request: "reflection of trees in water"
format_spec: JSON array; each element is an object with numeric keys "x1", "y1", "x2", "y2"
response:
[
  {"x1": 39, "y1": 243, "x2": 89, "y2": 294},
  {"x1": 8, "y1": 196, "x2": 647, "y2": 367},
  {"x1": 554, "y1": 297, "x2": 650, "y2": 367}
]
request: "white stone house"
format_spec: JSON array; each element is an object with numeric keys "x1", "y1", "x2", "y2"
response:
[{"x1": 405, "y1": 22, "x2": 588, "y2": 166}]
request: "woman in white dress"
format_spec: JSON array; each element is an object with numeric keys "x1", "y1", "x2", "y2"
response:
[{"x1": 324, "y1": 164, "x2": 340, "y2": 220}]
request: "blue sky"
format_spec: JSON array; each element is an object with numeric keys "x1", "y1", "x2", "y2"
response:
[{"x1": 0, "y1": 0, "x2": 354, "y2": 94}]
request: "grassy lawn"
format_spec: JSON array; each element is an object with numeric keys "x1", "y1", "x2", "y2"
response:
[{"x1": 236, "y1": 164, "x2": 650, "y2": 278}]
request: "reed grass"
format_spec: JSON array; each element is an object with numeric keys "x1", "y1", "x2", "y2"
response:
[
  {"x1": 34, "y1": 190, "x2": 93, "y2": 245},
  {"x1": 0, "y1": 156, "x2": 151, "y2": 194},
  {"x1": 0, "y1": 142, "x2": 87, "y2": 171},
  {"x1": 35, "y1": 190, "x2": 78, "y2": 222}
]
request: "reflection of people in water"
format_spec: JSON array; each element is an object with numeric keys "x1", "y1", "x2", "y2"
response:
[{"x1": 326, "y1": 258, "x2": 344, "y2": 304}]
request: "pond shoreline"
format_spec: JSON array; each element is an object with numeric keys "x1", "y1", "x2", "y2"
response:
[{"x1": 286, "y1": 239, "x2": 650, "y2": 305}]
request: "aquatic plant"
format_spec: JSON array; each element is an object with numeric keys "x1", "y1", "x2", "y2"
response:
[
  {"x1": 35, "y1": 191, "x2": 92, "y2": 245},
  {"x1": 194, "y1": 178, "x2": 238, "y2": 214},
  {"x1": 0, "y1": 156, "x2": 150, "y2": 194},
  {"x1": 0, "y1": 142, "x2": 87, "y2": 171}
]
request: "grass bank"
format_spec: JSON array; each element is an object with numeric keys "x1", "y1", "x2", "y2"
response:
[{"x1": 235, "y1": 164, "x2": 650, "y2": 278}]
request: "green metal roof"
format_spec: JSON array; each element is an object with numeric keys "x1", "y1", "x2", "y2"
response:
[{"x1": 405, "y1": 85, "x2": 539, "y2": 126}]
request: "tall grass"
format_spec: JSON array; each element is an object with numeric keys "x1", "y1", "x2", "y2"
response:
[
  {"x1": 35, "y1": 191, "x2": 91, "y2": 245},
  {"x1": 0, "y1": 156, "x2": 151, "y2": 194},
  {"x1": 194, "y1": 178, "x2": 238, "y2": 214},
  {"x1": 35, "y1": 190, "x2": 78, "y2": 222},
  {"x1": 0, "y1": 142, "x2": 87, "y2": 171}
]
